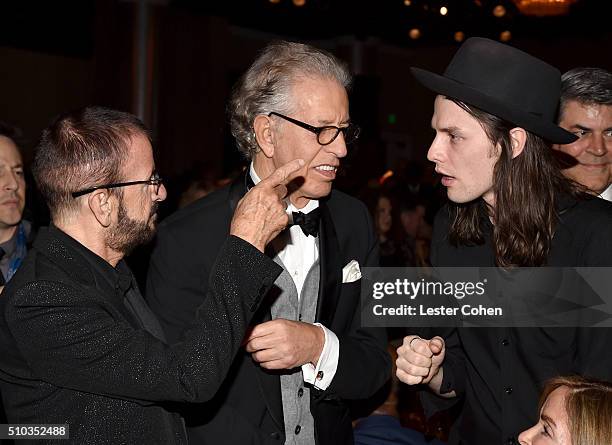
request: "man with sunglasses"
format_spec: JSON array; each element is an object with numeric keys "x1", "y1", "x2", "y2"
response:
[
  {"x1": 147, "y1": 41, "x2": 389, "y2": 445},
  {"x1": 0, "y1": 107, "x2": 303, "y2": 443}
]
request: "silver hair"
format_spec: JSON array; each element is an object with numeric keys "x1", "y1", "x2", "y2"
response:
[
  {"x1": 229, "y1": 40, "x2": 352, "y2": 159},
  {"x1": 559, "y1": 67, "x2": 612, "y2": 121}
]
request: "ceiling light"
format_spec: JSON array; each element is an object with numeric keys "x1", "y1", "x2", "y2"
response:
[
  {"x1": 512, "y1": 0, "x2": 578, "y2": 16},
  {"x1": 493, "y1": 5, "x2": 507, "y2": 17}
]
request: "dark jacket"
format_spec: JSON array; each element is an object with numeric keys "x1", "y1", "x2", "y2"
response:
[
  {"x1": 146, "y1": 177, "x2": 391, "y2": 445},
  {"x1": 0, "y1": 226, "x2": 282, "y2": 444}
]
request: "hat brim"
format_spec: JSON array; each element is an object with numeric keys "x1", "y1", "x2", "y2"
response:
[{"x1": 411, "y1": 67, "x2": 577, "y2": 144}]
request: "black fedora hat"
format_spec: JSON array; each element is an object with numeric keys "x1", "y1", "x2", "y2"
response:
[{"x1": 411, "y1": 37, "x2": 577, "y2": 144}]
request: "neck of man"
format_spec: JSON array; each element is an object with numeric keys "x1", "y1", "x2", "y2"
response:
[
  {"x1": 482, "y1": 190, "x2": 496, "y2": 209},
  {"x1": 55, "y1": 219, "x2": 123, "y2": 267},
  {"x1": 287, "y1": 192, "x2": 310, "y2": 210},
  {"x1": 0, "y1": 224, "x2": 19, "y2": 244},
  {"x1": 252, "y1": 157, "x2": 311, "y2": 209},
  {"x1": 482, "y1": 191, "x2": 497, "y2": 224},
  {"x1": 595, "y1": 182, "x2": 611, "y2": 196}
]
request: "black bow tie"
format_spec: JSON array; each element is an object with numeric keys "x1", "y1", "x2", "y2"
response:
[
  {"x1": 245, "y1": 172, "x2": 320, "y2": 237},
  {"x1": 291, "y1": 208, "x2": 321, "y2": 237}
]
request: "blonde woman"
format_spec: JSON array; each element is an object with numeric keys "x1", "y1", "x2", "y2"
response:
[{"x1": 519, "y1": 376, "x2": 612, "y2": 444}]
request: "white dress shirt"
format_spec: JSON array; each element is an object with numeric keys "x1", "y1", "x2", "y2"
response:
[
  {"x1": 600, "y1": 184, "x2": 612, "y2": 202},
  {"x1": 250, "y1": 164, "x2": 339, "y2": 389}
]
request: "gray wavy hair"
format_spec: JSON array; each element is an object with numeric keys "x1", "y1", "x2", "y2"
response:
[{"x1": 229, "y1": 40, "x2": 351, "y2": 159}]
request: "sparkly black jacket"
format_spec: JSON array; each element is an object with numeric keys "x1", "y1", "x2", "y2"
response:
[{"x1": 0, "y1": 226, "x2": 281, "y2": 444}]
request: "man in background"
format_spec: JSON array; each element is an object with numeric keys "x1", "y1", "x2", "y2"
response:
[
  {"x1": 554, "y1": 67, "x2": 612, "y2": 200},
  {"x1": 0, "y1": 122, "x2": 31, "y2": 290}
]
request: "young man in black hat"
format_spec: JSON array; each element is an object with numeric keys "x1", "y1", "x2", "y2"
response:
[{"x1": 395, "y1": 38, "x2": 612, "y2": 445}]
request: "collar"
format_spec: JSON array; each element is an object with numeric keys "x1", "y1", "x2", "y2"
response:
[
  {"x1": 45, "y1": 225, "x2": 133, "y2": 294},
  {"x1": 600, "y1": 184, "x2": 612, "y2": 202},
  {"x1": 249, "y1": 162, "x2": 319, "y2": 214},
  {"x1": 0, "y1": 220, "x2": 31, "y2": 258},
  {"x1": 0, "y1": 227, "x2": 19, "y2": 259}
]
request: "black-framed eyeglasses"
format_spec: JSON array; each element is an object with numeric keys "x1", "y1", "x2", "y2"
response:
[
  {"x1": 268, "y1": 112, "x2": 360, "y2": 146},
  {"x1": 71, "y1": 173, "x2": 164, "y2": 198}
]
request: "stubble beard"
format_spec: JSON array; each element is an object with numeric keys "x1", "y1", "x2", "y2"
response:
[{"x1": 106, "y1": 198, "x2": 158, "y2": 255}]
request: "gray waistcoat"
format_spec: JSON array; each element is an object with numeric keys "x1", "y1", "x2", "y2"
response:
[{"x1": 270, "y1": 252, "x2": 320, "y2": 445}]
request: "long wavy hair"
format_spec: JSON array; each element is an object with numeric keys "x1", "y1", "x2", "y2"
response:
[{"x1": 447, "y1": 100, "x2": 584, "y2": 267}]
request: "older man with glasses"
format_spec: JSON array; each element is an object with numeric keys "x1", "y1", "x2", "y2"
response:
[
  {"x1": 146, "y1": 41, "x2": 389, "y2": 445},
  {"x1": 0, "y1": 106, "x2": 302, "y2": 444}
]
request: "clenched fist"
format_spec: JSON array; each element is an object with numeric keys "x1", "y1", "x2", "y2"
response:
[
  {"x1": 245, "y1": 319, "x2": 325, "y2": 370},
  {"x1": 396, "y1": 335, "x2": 445, "y2": 385}
]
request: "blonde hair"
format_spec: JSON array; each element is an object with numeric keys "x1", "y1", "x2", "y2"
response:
[{"x1": 540, "y1": 376, "x2": 612, "y2": 445}]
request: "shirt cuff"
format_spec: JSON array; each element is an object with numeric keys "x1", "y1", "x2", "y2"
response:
[{"x1": 301, "y1": 323, "x2": 339, "y2": 390}]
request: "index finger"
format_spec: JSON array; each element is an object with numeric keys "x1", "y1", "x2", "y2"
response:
[{"x1": 259, "y1": 158, "x2": 305, "y2": 188}]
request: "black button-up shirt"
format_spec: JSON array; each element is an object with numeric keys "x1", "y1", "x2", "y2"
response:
[{"x1": 422, "y1": 196, "x2": 612, "y2": 445}]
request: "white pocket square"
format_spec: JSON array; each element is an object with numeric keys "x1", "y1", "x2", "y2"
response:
[{"x1": 342, "y1": 260, "x2": 361, "y2": 283}]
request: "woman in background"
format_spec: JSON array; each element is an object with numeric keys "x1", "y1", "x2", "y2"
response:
[{"x1": 518, "y1": 376, "x2": 612, "y2": 445}]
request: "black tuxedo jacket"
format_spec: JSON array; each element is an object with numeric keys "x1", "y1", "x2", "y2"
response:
[
  {"x1": 0, "y1": 226, "x2": 281, "y2": 444},
  {"x1": 146, "y1": 177, "x2": 390, "y2": 445}
]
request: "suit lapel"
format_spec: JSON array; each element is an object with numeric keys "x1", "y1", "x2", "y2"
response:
[
  {"x1": 231, "y1": 173, "x2": 285, "y2": 429},
  {"x1": 315, "y1": 200, "x2": 342, "y2": 326},
  {"x1": 228, "y1": 172, "x2": 248, "y2": 213}
]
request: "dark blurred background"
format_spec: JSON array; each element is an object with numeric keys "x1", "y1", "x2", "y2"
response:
[
  {"x1": 2, "y1": 0, "x2": 611, "y2": 209},
  {"x1": 1, "y1": 1, "x2": 610, "y2": 441}
]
